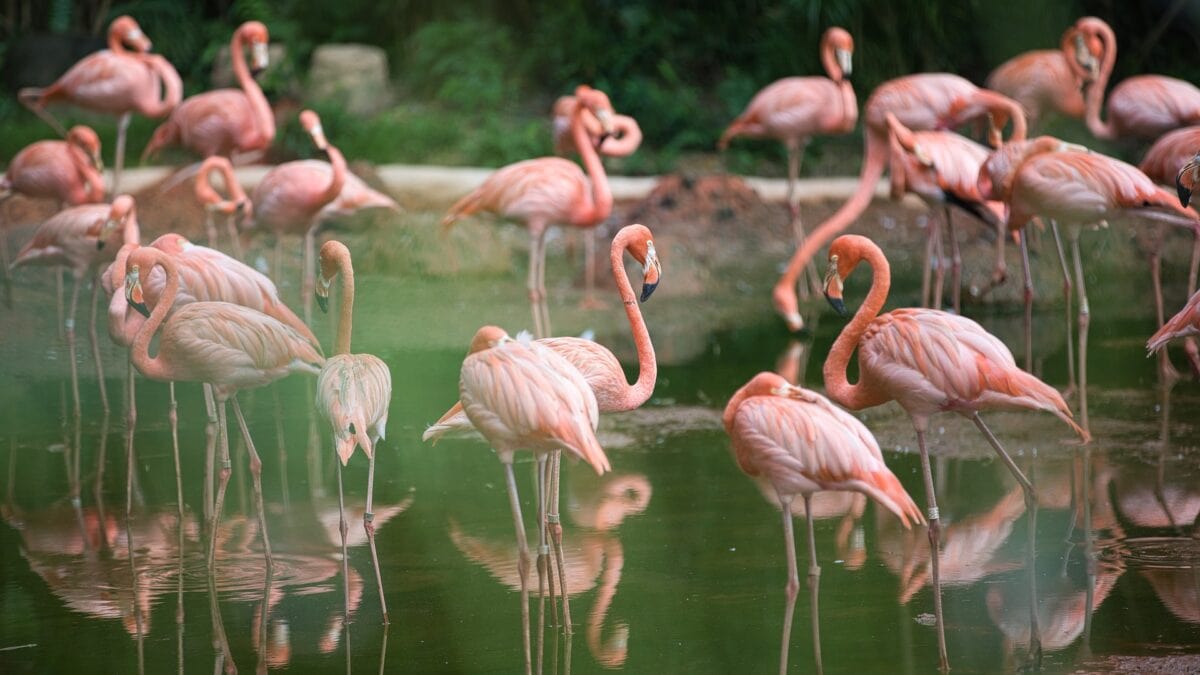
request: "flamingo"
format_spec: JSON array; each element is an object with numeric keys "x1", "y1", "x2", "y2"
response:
[
  {"x1": 314, "y1": 240, "x2": 393, "y2": 624},
  {"x1": 1148, "y1": 289, "x2": 1200, "y2": 356},
  {"x1": 0, "y1": 125, "x2": 105, "y2": 305},
  {"x1": 194, "y1": 156, "x2": 251, "y2": 259},
  {"x1": 451, "y1": 325, "x2": 609, "y2": 675},
  {"x1": 18, "y1": 15, "x2": 181, "y2": 194},
  {"x1": 425, "y1": 222, "x2": 660, "y2": 630},
  {"x1": 986, "y1": 20, "x2": 1100, "y2": 129},
  {"x1": 103, "y1": 233, "x2": 317, "y2": 521},
  {"x1": 251, "y1": 110, "x2": 398, "y2": 324},
  {"x1": 1176, "y1": 150, "x2": 1200, "y2": 208},
  {"x1": 10, "y1": 195, "x2": 140, "y2": 418},
  {"x1": 442, "y1": 85, "x2": 619, "y2": 337},
  {"x1": 1071, "y1": 17, "x2": 1200, "y2": 141},
  {"x1": 142, "y1": 21, "x2": 273, "y2": 168},
  {"x1": 723, "y1": 371, "x2": 923, "y2": 675},
  {"x1": 883, "y1": 112, "x2": 1007, "y2": 312},
  {"x1": 1006, "y1": 150, "x2": 1200, "y2": 429},
  {"x1": 820, "y1": 234, "x2": 1088, "y2": 670},
  {"x1": 773, "y1": 73, "x2": 1027, "y2": 331},
  {"x1": 122, "y1": 245, "x2": 324, "y2": 569},
  {"x1": 719, "y1": 27, "x2": 857, "y2": 297}
]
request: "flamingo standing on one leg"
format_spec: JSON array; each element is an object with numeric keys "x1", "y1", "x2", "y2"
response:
[
  {"x1": 986, "y1": 20, "x2": 1100, "y2": 130},
  {"x1": 773, "y1": 73, "x2": 1027, "y2": 331},
  {"x1": 314, "y1": 240, "x2": 392, "y2": 624},
  {"x1": 1006, "y1": 150, "x2": 1200, "y2": 431},
  {"x1": 442, "y1": 85, "x2": 619, "y2": 338},
  {"x1": 1072, "y1": 17, "x2": 1200, "y2": 142},
  {"x1": 10, "y1": 195, "x2": 140, "y2": 418},
  {"x1": 720, "y1": 27, "x2": 857, "y2": 299},
  {"x1": 883, "y1": 113, "x2": 1007, "y2": 312},
  {"x1": 425, "y1": 223, "x2": 661, "y2": 631},
  {"x1": 724, "y1": 371, "x2": 923, "y2": 675},
  {"x1": 195, "y1": 156, "x2": 251, "y2": 259},
  {"x1": 123, "y1": 245, "x2": 324, "y2": 569},
  {"x1": 821, "y1": 234, "x2": 1089, "y2": 671},
  {"x1": 450, "y1": 325, "x2": 609, "y2": 675},
  {"x1": 551, "y1": 94, "x2": 643, "y2": 307},
  {"x1": 0, "y1": 125, "x2": 106, "y2": 307},
  {"x1": 142, "y1": 21, "x2": 273, "y2": 187},
  {"x1": 251, "y1": 110, "x2": 398, "y2": 325},
  {"x1": 18, "y1": 16, "x2": 181, "y2": 194}
]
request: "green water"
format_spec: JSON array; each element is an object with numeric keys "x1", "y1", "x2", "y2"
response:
[{"x1": 1, "y1": 219, "x2": 1198, "y2": 674}]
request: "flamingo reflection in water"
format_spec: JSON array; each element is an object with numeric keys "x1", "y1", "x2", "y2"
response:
[
  {"x1": 450, "y1": 470, "x2": 650, "y2": 669},
  {"x1": 724, "y1": 372, "x2": 924, "y2": 675}
]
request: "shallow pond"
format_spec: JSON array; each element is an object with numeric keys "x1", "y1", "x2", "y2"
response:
[{"x1": 1, "y1": 207, "x2": 1198, "y2": 674}]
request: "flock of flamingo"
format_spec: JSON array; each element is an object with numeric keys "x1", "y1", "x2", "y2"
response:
[{"x1": 2, "y1": 12, "x2": 1200, "y2": 674}]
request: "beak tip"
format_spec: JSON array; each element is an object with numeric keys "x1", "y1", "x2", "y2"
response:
[
  {"x1": 96, "y1": 240, "x2": 106, "y2": 250},
  {"x1": 639, "y1": 281, "x2": 658, "y2": 302},
  {"x1": 132, "y1": 301, "x2": 150, "y2": 318},
  {"x1": 1177, "y1": 181, "x2": 1191, "y2": 208},
  {"x1": 825, "y1": 294, "x2": 848, "y2": 317},
  {"x1": 316, "y1": 294, "x2": 329, "y2": 313}
]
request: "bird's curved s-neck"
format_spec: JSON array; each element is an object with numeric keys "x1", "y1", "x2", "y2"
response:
[
  {"x1": 571, "y1": 104, "x2": 613, "y2": 226},
  {"x1": 823, "y1": 238, "x2": 892, "y2": 411},
  {"x1": 610, "y1": 228, "x2": 656, "y2": 409},
  {"x1": 231, "y1": 28, "x2": 275, "y2": 145},
  {"x1": 130, "y1": 248, "x2": 183, "y2": 382}
]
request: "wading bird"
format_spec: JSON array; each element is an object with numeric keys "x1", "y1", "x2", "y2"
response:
[
  {"x1": 986, "y1": 20, "x2": 1100, "y2": 130},
  {"x1": 774, "y1": 73, "x2": 1026, "y2": 331},
  {"x1": 1071, "y1": 17, "x2": 1200, "y2": 141},
  {"x1": 821, "y1": 234, "x2": 1088, "y2": 670},
  {"x1": 425, "y1": 223, "x2": 661, "y2": 630},
  {"x1": 442, "y1": 85, "x2": 619, "y2": 337},
  {"x1": 314, "y1": 240, "x2": 393, "y2": 624},
  {"x1": 142, "y1": 22, "x2": 273, "y2": 167},
  {"x1": 452, "y1": 325, "x2": 609, "y2": 675},
  {"x1": 11, "y1": 195, "x2": 141, "y2": 418},
  {"x1": 724, "y1": 371, "x2": 923, "y2": 675},
  {"x1": 18, "y1": 15, "x2": 181, "y2": 193},
  {"x1": 194, "y1": 156, "x2": 251, "y2": 259},
  {"x1": 123, "y1": 246, "x2": 323, "y2": 569},
  {"x1": 719, "y1": 27, "x2": 857, "y2": 297},
  {"x1": 1148, "y1": 289, "x2": 1200, "y2": 355}
]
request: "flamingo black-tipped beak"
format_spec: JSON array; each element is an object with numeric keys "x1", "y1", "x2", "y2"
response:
[
  {"x1": 96, "y1": 239, "x2": 106, "y2": 250},
  {"x1": 825, "y1": 292, "x2": 847, "y2": 316},
  {"x1": 640, "y1": 281, "x2": 658, "y2": 302},
  {"x1": 316, "y1": 292, "x2": 329, "y2": 314},
  {"x1": 1177, "y1": 176, "x2": 1192, "y2": 208},
  {"x1": 131, "y1": 299, "x2": 150, "y2": 318}
]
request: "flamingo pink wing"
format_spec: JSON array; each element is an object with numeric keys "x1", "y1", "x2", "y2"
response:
[{"x1": 317, "y1": 353, "x2": 392, "y2": 464}]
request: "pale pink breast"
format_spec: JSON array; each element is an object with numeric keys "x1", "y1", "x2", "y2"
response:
[{"x1": 57, "y1": 51, "x2": 161, "y2": 114}]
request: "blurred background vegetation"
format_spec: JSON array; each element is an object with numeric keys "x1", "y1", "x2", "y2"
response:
[{"x1": 1, "y1": 0, "x2": 1198, "y2": 175}]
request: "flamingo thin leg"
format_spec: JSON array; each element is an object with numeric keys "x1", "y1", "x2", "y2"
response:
[
  {"x1": 335, "y1": 456, "x2": 351, "y2": 626},
  {"x1": 528, "y1": 227, "x2": 546, "y2": 338},
  {"x1": 804, "y1": 493, "x2": 824, "y2": 675},
  {"x1": 503, "y1": 460, "x2": 533, "y2": 675},
  {"x1": 232, "y1": 395, "x2": 273, "y2": 568},
  {"x1": 202, "y1": 384, "x2": 217, "y2": 522},
  {"x1": 946, "y1": 208, "x2": 961, "y2": 313},
  {"x1": 915, "y1": 427, "x2": 949, "y2": 671},
  {"x1": 113, "y1": 113, "x2": 131, "y2": 195},
  {"x1": 1050, "y1": 221, "x2": 1076, "y2": 395},
  {"x1": 1019, "y1": 232, "x2": 1034, "y2": 372},
  {"x1": 66, "y1": 273, "x2": 82, "y2": 420},
  {"x1": 88, "y1": 275, "x2": 109, "y2": 413},
  {"x1": 777, "y1": 494, "x2": 799, "y2": 675},
  {"x1": 548, "y1": 449, "x2": 572, "y2": 632},
  {"x1": 226, "y1": 214, "x2": 244, "y2": 261},
  {"x1": 535, "y1": 454, "x2": 548, "y2": 672},
  {"x1": 364, "y1": 445, "x2": 389, "y2": 623},
  {"x1": 1070, "y1": 232, "x2": 1090, "y2": 435},
  {"x1": 207, "y1": 398, "x2": 232, "y2": 569}
]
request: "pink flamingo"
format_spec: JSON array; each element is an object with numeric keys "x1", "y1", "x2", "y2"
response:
[
  {"x1": 314, "y1": 240, "x2": 392, "y2": 624},
  {"x1": 425, "y1": 222, "x2": 660, "y2": 630},
  {"x1": 251, "y1": 110, "x2": 398, "y2": 324},
  {"x1": 773, "y1": 73, "x2": 1027, "y2": 331},
  {"x1": 103, "y1": 233, "x2": 317, "y2": 521},
  {"x1": 720, "y1": 27, "x2": 857, "y2": 295},
  {"x1": 1176, "y1": 150, "x2": 1200, "y2": 207},
  {"x1": 821, "y1": 234, "x2": 1088, "y2": 670},
  {"x1": 11, "y1": 195, "x2": 140, "y2": 418},
  {"x1": 1071, "y1": 17, "x2": 1200, "y2": 141},
  {"x1": 883, "y1": 112, "x2": 1007, "y2": 312},
  {"x1": 142, "y1": 21, "x2": 272, "y2": 166},
  {"x1": 1006, "y1": 150, "x2": 1200, "y2": 428},
  {"x1": 453, "y1": 325, "x2": 609, "y2": 675},
  {"x1": 0, "y1": 125, "x2": 105, "y2": 305},
  {"x1": 123, "y1": 245, "x2": 324, "y2": 568},
  {"x1": 19, "y1": 15, "x2": 181, "y2": 194},
  {"x1": 442, "y1": 85, "x2": 618, "y2": 337},
  {"x1": 986, "y1": 20, "x2": 1101, "y2": 129},
  {"x1": 194, "y1": 156, "x2": 251, "y2": 259},
  {"x1": 724, "y1": 371, "x2": 923, "y2": 675},
  {"x1": 1149, "y1": 289, "x2": 1200, "y2": 355}
]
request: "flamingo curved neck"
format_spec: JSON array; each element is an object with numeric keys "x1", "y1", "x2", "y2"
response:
[
  {"x1": 823, "y1": 241, "x2": 892, "y2": 411},
  {"x1": 1083, "y1": 22, "x2": 1118, "y2": 140},
  {"x1": 122, "y1": 212, "x2": 141, "y2": 247},
  {"x1": 820, "y1": 41, "x2": 841, "y2": 81},
  {"x1": 334, "y1": 249, "x2": 355, "y2": 355},
  {"x1": 611, "y1": 230, "x2": 656, "y2": 409},
  {"x1": 131, "y1": 249, "x2": 183, "y2": 382},
  {"x1": 107, "y1": 27, "x2": 126, "y2": 54},
  {"x1": 135, "y1": 54, "x2": 182, "y2": 116},
  {"x1": 572, "y1": 106, "x2": 613, "y2": 225},
  {"x1": 318, "y1": 145, "x2": 347, "y2": 209},
  {"x1": 68, "y1": 145, "x2": 103, "y2": 200},
  {"x1": 231, "y1": 29, "x2": 275, "y2": 144}
]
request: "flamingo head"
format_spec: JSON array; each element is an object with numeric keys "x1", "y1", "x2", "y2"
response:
[
  {"x1": 467, "y1": 325, "x2": 512, "y2": 355},
  {"x1": 1070, "y1": 17, "x2": 1109, "y2": 82},
  {"x1": 623, "y1": 224, "x2": 661, "y2": 302},
  {"x1": 823, "y1": 27, "x2": 854, "y2": 79},
  {"x1": 315, "y1": 240, "x2": 351, "y2": 314},
  {"x1": 124, "y1": 264, "x2": 149, "y2": 318},
  {"x1": 771, "y1": 282, "x2": 804, "y2": 333},
  {"x1": 112, "y1": 16, "x2": 152, "y2": 53},
  {"x1": 96, "y1": 195, "x2": 136, "y2": 250},
  {"x1": 67, "y1": 126, "x2": 103, "y2": 171},
  {"x1": 300, "y1": 110, "x2": 329, "y2": 153},
  {"x1": 575, "y1": 85, "x2": 615, "y2": 140},
  {"x1": 823, "y1": 241, "x2": 858, "y2": 317},
  {"x1": 1176, "y1": 154, "x2": 1200, "y2": 208},
  {"x1": 239, "y1": 21, "x2": 271, "y2": 76}
]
